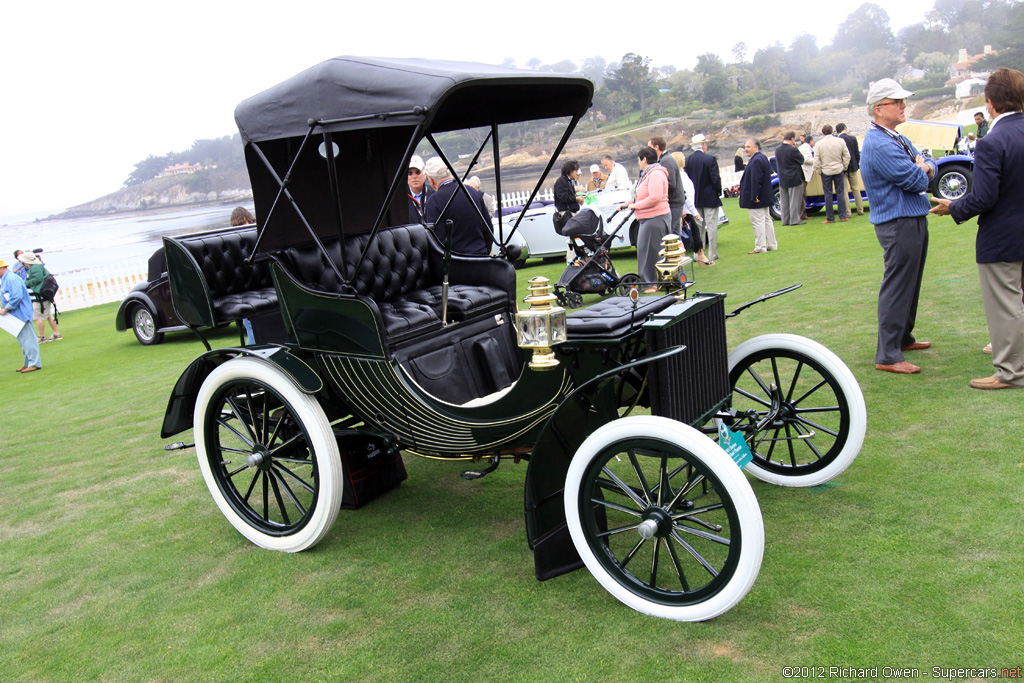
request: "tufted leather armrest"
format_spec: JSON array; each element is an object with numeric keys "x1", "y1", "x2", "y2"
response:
[{"x1": 164, "y1": 227, "x2": 278, "y2": 329}]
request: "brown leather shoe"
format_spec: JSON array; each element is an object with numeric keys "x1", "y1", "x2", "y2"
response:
[
  {"x1": 18, "y1": 366, "x2": 41, "y2": 373},
  {"x1": 875, "y1": 361, "x2": 921, "y2": 374},
  {"x1": 970, "y1": 375, "x2": 1024, "y2": 390},
  {"x1": 15, "y1": 366, "x2": 27, "y2": 372},
  {"x1": 901, "y1": 341, "x2": 931, "y2": 351},
  {"x1": 839, "y1": 217, "x2": 850, "y2": 222},
  {"x1": 822, "y1": 219, "x2": 835, "y2": 224}
]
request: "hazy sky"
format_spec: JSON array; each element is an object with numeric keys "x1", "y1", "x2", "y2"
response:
[{"x1": 1, "y1": 0, "x2": 938, "y2": 218}]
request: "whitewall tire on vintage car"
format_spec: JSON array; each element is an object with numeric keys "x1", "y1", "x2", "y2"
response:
[
  {"x1": 725, "y1": 334, "x2": 866, "y2": 487},
  {"x1": 194, "y1": 357, "x2": 343, "y2": 552},
  {"x1": 564, "y1": 416, "x2": 764, "y2": 622}
]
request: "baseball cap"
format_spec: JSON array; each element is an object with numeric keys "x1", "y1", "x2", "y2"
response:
[
  {"x1": 408, "y1": 155, "x2": 425, "y2": 171},
  {"x1": 590, "y1": 164, "x2": 601, "y2": 173},
  {"x1": 866, "y1": 79, "x2": 914, "y2": 106}
]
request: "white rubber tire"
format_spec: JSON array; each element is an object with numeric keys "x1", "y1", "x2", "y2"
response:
[
  {"x1": 565, "y1": 415, "x2": 765, "y2": 622},
  {"x1": 194, "y1": 357, "x2": 342, "y2": 552},
  {"x1": 727, "y1": 334, "x2": 866, "y2": 487}
]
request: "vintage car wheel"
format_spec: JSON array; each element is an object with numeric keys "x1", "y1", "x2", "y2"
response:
[
  {"x1": 194, "y1": 358, "x2": 342, "y2": 552},
  {"x1": 723, "y1": 334, "x2": 866, "y2": 487},
  {"x1": 770, "y1": 188, "x2": 782, "y2": 221},
  {"x1": 565, "y1": 416, "x2": 764, "y2": 622},
  {"x1": 933, "y1": 164, "x2": 972, "y2": 201},
  {"x1": 130, "y1": 304, "x2": 163, "y2": 346}
]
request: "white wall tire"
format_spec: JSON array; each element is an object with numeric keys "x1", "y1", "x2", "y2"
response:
[
  {"x1": 565, "y1": 416, "x2": 764, "y2": 622},
  {"x1": 726, "y1": 334, "x2": 866, "y2": 487},
  {"x1": 194, "y1": 357, "x2": 342, "y2": 552}
]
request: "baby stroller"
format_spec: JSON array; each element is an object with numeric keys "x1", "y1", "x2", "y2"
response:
[{"x1": 553, "y1": 206, "x2": 641, "y2": 308}]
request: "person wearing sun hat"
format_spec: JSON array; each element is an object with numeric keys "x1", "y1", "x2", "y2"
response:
[
  {"x1": 18, "y1": 251, "x2": 61, "y2": 343},
  {"x1": 860, "y1": 77, "x2": 937, "y2": 375},
  {"x1": 0, "y1": 258, "x2": 42, "y2": 373}
]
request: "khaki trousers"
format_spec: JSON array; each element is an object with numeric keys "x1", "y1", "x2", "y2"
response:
[{"x1": 977, "y1": 260, "x2": 1024, "y2": 384}]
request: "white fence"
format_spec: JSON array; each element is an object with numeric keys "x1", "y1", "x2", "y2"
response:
[
  {"x1": 54, "y1": 259, "x2": 149, "y2": 313},
  {"x1": 499, "y1": 188, "x2": 554, "y2": 208}
]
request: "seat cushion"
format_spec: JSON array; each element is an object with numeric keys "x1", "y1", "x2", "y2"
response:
[
  {"x1": 566, "y1": 295, "x2": 678, "y2": 339},
  {"x1": 211, "y1": 287, "x2": 280, "y2": 321},
  {"x1": 404, "y1": 284, "x2": 509, "y2": 321}
]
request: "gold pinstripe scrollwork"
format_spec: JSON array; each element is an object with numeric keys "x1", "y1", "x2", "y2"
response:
[{"x1": 320, "y1": 355, "x2": 572, "y2": 454}]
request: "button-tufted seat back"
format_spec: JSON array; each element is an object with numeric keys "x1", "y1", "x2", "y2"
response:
[{"x1": 280, "y1": 225, "x2": 440, "y2": 301}]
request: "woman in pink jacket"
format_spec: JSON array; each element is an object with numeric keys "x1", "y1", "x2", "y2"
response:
[{"x1": 619, "y1": 146, "x2": 670, "y2": 292}]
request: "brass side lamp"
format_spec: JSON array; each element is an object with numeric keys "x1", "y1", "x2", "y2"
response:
[
  {"x1": 654, "y1": 233, "x2": 693, "y2": 298},
  {"x1": 516, "y1": 276, "x2": 567, "y2": 370}
]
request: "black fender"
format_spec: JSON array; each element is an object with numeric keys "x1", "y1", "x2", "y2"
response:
[
  {"x1": 160, "y1": 345, "x2": 323, "y2": 438},
  {"x1": 523, "y1": 345, "x2": 687, "y2": 580},
  {"x1": 115, "y1": 291, "x2": 159, "y2": 332}
]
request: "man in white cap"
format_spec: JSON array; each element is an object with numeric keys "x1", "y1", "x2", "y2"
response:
[
  {"x1": 406, "y1": 155, "x2": 434, "y2": 225},
  {"x1": 685, "y1": 133, "x2": 723, "y2": 261},
  {"x1": 860, "y1": 78, "x2": 937, "y2": 375},
  {"x1": 586, "y1": 164, "x2": 607, "y2": 192},
  {"x1": 600, "y1": 155, "x2": 631, "y2": 191},
  {"x1": 423, "y1": 156, "x2": 492, "y2": 256},
  {"x1": 0, "y1": 258, "x2": 42, "y2": 373}
]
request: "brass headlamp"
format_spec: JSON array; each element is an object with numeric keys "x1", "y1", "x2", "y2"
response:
[{"x1": 516, "y1": 276, "x2": 567, "y2": 370}]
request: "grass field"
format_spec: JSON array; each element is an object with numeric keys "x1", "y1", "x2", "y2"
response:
[{"x1": 3, "y1": 198, "x2": 1022, "y2": 682}]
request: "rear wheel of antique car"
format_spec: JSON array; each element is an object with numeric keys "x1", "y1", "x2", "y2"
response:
[
  {"x1": 723, "y1": 334, "x2": 866, "y2": 487},
  {"x1": 932, "y1": 164, "x2": 972, "y2": 201},
  {"x1": 194, "y1": 357, "x2": 342, "y2": 552},
  {"x1": 130, "y1": 304, "x2": 163, "y2": 345},
  {"x1": 565, "y1": 416, "x2": 764, "y2": 622}
]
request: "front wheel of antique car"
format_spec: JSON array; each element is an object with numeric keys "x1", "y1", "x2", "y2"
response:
[
  {"x1": 770, "y1": 188, "x2": 783, "y2": 221},
  {"x1": 723, "y1": 334, "x2": 866, "y2": 487},
  {"x1": 194, "y1": 357, "x2": 342, "y2": 552},
  {"x1": 565, "y1": 416, "x2": 764, "y2": 622}
]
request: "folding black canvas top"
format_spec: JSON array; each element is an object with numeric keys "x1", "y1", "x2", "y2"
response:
[{"x1": 234, "y1": 56, "x2": 593, "y2": 142}]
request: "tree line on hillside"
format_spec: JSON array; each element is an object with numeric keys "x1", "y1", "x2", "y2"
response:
[
  {"x1": 509, "y1": 0, "x2": 1024, "y2": 127},
  {"x1": 123, "y1": 134, "x2": 246, "y2": 188},
  {"x1": 123, "y1": 0, "x2": 1024, "y2": 187}
]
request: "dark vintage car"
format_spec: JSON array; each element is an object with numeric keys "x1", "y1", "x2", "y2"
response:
[
  {"x1": 115, "y1": 246, "x2": 183, "y2": 345},
  {"x1": 158, "y1": 57, "x2": 867, "y2": 622},
  {"x1": 115, "y1": 225, "x2": 258, "y2": 345}
]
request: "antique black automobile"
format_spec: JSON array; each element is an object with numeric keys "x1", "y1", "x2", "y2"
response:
[{"x1": 160, "y1": 57, "x2": 866, "y2": 622}]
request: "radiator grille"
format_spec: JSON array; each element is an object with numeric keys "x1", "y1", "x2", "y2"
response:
[{"x1": 644, "y1": 294, "x2": 731, "y2": 426}]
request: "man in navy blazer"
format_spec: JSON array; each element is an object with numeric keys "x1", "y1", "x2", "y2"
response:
[
  {"x1": 931, "y1": 67, "x2": 1024, "y2": 389},
  {"x1": 685, "y1": 134, "x2": 724, "y2": 260},
  {"x1": 738, "y1": 138, "x2": 776, "y2": 254}
]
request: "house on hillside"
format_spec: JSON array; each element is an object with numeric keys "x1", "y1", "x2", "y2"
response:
[
  {"x1": 157, "y1": 162, "x2": 203, "y2": 178},
  {"x1": 946, "y1": 46, "x2": 996, "y2": 94}
]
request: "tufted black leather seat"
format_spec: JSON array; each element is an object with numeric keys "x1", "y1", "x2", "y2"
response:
[
  {"x1": 164, "y1": 227, "x2": 279, "y2": 330},
  {"x1": 566, "y1": 295, "x2": 678, "y2": 339},
  {"x1": 276, "y1": 224, "x2": 514, "y2": 342}
]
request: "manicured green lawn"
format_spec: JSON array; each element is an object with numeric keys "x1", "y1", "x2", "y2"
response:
[{"x1": 3, "y1": 199, "x2": 1022, "y2": 681}]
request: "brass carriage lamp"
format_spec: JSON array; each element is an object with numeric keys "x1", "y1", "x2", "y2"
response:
[
  {"x1": 517, "y1": 276, "x2": 567, "y2": 370},
  {"x1": 654, "y1": 233, "x2": 692, "y2": 298}
]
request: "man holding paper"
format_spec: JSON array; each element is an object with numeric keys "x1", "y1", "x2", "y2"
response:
[{"x1": 0, "y1": 258, "x2": 42, "y2": 373}]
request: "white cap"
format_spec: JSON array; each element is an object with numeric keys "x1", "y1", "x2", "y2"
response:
[
  {"x1": 590, "y1": 164, "x2": 601, "y2": 173},
  {"x1": 866, "y1": 78, "x2": 914, "y2": 106},
  {"x1": 408, "y1": 155, "x2": 425, "y2": 171},
  {"x1": 424, "y1": 156, "x2": 449, "y2": 179}
]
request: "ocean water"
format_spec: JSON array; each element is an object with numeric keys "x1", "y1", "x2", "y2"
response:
[{"x1": 0, "y1": 204, "x2": 254, "y2": 276}]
